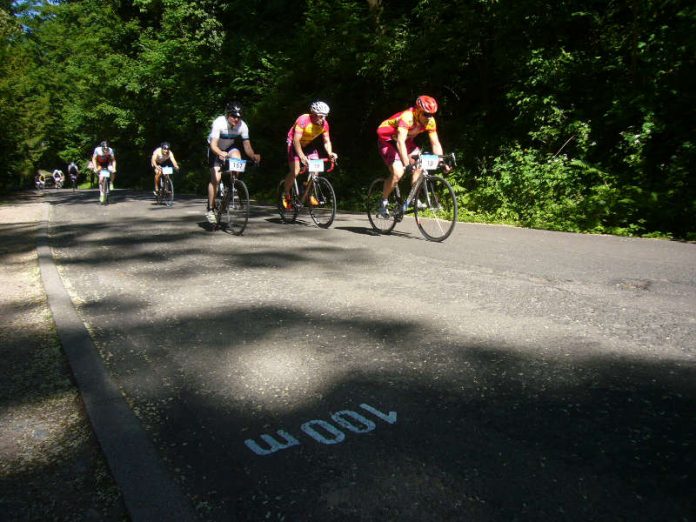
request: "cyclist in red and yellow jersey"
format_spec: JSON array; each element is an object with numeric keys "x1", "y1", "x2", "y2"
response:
[
  {"x1": 376, "y1": 95, "x2": 449, "y2": 217},
  {"x1": 282, "y1": 101, "x2": 338, "y2": 209}
]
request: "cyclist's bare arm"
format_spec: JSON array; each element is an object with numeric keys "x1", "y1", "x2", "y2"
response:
[
  {"x1": 428, "y1": 132, "x2": 451, "y2": 173},
  {"x1": 150, "y1": 150, "x2": 160, "y2": 170},
  {"x1": 242, "y1": 140, "x2": 260, "y2": 164},
  {"x1": 170, "y1": 152, "x2": 180, "y2": 170},
  {"x1": 293, "y1": 129, "x2": 307, "y2": 165},
  {"x1": 428, "y1": 131, "x2": 445, "y2": 156},
  {"x1": 322, "y1": 133, "x2": 337, "y2": 160},
  {"x1": 396, "y1": 127, "x2": 411, "y2": 167},
  {"x1": 210, "y1": 138, "x2": 227, "y2": 160}
]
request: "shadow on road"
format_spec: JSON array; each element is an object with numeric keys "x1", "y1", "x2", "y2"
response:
[{"x1": 10, "y1": 191, "x2": 694, "y2": 521}]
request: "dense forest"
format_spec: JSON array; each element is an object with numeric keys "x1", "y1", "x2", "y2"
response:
[{"x1": 1, "y1": 0, "x2": 694, "y2": 238}]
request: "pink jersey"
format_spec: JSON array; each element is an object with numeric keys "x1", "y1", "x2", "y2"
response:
[{"x1": 287, "y1": 114, "x2": 330, "y2": 148}]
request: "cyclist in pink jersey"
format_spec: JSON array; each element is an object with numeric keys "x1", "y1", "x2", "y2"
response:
[
  {"x1": 376, "y1": 95, "x2": 450, "y2": 217},
  {"x1": 282, "y1": 101, "x2": 338, "y2": 209}
]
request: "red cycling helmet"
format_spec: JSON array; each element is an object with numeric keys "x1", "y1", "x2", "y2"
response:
[{"x1": 415, "y1": 95, "x2": 438, "y2": 115}]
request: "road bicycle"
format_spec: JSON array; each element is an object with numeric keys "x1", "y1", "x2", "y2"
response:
[
  {"x1": 366, "y1": 153, "x2": 457, "y2": 242},
  {"x1": 213, "y1": 157, "x2": 250, "y2": 235},
  {"x1": 276, "y1": 158, "x2": 337, "y2": 228},
  {"x1": 70, "y1": 173, "x2": 78, "y2": 192},
  {"x1": 99, "y1": 169, "x2": 111, "y2": 205},
  {"x1": 155, "y1": 166, "x2": 175, "y2": 207}
]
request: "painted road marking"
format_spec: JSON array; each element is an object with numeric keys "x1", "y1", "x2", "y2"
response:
[{"x1": 244, "y1": 403, "x2": 397, "y2": 456}]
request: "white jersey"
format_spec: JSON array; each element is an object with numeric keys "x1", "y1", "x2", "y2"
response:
[
  {"x1": 93, "y1": 146, "x2": 115, "y2": 167},
  {"x1": 207, "y1": 116, "x2": 250, "y2": 151}
]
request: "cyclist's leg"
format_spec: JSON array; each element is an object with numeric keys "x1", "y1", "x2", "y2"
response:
[
  {"x1": 110, "y1": 163, "x2": 116, "y2": 188},
  {"x1": 154, "y1": 167, "x2": 161, "y2": 193},
  {"x1": 208, "y1": 167, "x2": 221, "y2": 212},
  {"x1": 382, "y1": 163, "x2": 404, "y2": 199},
  {"x1": 284, "y1": 159, "x2": 301, "y2": 195},
  {"x1": 98, "y1": 172, "x2": 105, "y2": 202},
  {"x1": 284, "y1": 143, "x2": 304, "y2": 195},
  {"x1": 378, "y1": 140, "x2": 404, "y2": 200}
]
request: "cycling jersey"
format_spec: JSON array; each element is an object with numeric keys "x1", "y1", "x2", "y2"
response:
[
  {"x1": 152, "y1": 148, "x2": 173, "y2": 166},
  {"x1": 68, "y1": 163, "x2": 78, "y2": 175},
  {"x1": 93, "y1": 146, "x2": 115, "y2": 167},
  {"x1": 208, "y1": 116, "x2": 250, "y2": 151},
  {"x1": 287, "y1": 114, "x2": 330, "y2": 148},
  {"x1": 377, "y1": 107, "x2": 437, "y2": 142}
]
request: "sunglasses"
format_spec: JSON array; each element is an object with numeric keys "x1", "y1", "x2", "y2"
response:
[{"x1": 423, "y1": 112, "x2": 434, "y2": 118}]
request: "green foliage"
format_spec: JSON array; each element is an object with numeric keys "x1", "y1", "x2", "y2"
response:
[{"x1": 0, "y1": 0, "x2": 693, "y2": 237}]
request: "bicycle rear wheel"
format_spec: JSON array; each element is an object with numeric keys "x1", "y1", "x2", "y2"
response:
[
  {"x1": 277, "y1": 180, "x2": 299, "y2": 224},
  {"x1": 308, "y1": 177, "x2": 336, "y2": 228},
  {"x1": 414, "y1": 175, "x2": 457, "y2": 242},
  {"x1": 366, "y1": 178, "x2": 398, "y2": 235},
  {"x1": 225, "y1": 178, "x2": 249, "y2": 235},
  {"x1": 164, "y1": 176, "x2": 174, "y2": 207}
]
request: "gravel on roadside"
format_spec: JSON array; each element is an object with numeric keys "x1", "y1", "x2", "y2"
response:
[{"x1": 0, "y1": 192, "x2": 127, "y2": 521}]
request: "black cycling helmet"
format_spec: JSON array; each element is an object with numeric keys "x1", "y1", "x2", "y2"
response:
[
  {"x1": 161, "y1": 141, "x2": 171, "y2": 150},
  {"x1": 100, "y1": 140, "x2": 109, "y2": 148},
  {"x1": 225, "y1": 101, "x2": 243, "y2": 117}
]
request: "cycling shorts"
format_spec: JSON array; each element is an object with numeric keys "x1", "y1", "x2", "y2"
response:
[
  {"x1": 287, "y1": 141, "x2": 321, "y2": 163},
  {"x1": 208, "y1": 146, "x2": 241, "y2": 169},
  {"x1": 155, "y1": 159, "x2": 174, "y2": 169},
  {"x1": 377, "y1": 139, "x2": 419, "y2": 167}
]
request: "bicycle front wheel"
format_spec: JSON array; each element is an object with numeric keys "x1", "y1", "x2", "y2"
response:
[
  {"x1": 164, "y1": 176, "x2": 174, "y2": 207},
  {"x1": 308, "y1": 177, "x2": 336, "y2": 228},
  {"x1": 414, "y1": 175, "x2": 457, "y2": 242},
  {"x1": 366, "y1": 178, "x2": 397, "y2": 235},
  {"x1": 225, "y1": 179, "x2": 249, "y2": 235},
  {"x1": 277, "y1": 180, "x2": 299, "y2": 224}
]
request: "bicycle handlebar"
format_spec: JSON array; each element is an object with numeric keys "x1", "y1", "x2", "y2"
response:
[
  {"x1": 415, "y1": 152, "x2": 457, "y2": 170},
  {"x1": 299, "y1": 158, "x2": 336, "y2": 175}
]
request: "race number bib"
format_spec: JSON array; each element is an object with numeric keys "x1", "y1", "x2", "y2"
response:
[
  {"x1": 420, "y1": 155, "x2": 440, "y2": 170},
  {"x1": 308, "y1": 159, "x2": 324, "y2": 172},
  {"x1": 226, "y1": 158, "x2": 247, "y2": 172},
  {"x1": 162, "y1": 166, "x2": 173, "y2": 175}
]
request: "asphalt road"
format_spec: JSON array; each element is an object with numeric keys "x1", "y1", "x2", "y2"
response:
[{"x1": 46, "y1": 188, "x2": 695, "y2": 521}]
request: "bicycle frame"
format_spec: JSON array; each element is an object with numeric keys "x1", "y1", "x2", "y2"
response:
[
  {"x1": 292, "y1": 159, "x2": 335, "y2": 208},
  {"x1": 367, "y1": 152, "x2": 457, "y2": 241},
  {"x1": 213, "y1": 156, "x2": 251, "y2": 235},
  {"x1": 99, "y1": 169, "x2": 111, "y2": 203},
  {"x1": 392, "y1": 154, "x2": 447, "y2": 218}
]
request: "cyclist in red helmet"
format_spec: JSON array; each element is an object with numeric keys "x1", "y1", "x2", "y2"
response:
[{"x1": 376, "y1": 95, "x2": 450, "y2": 217}]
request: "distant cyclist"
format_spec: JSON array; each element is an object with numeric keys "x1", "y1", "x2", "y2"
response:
[
  {"x1": 52, "y1": 169, "x2": 64, "y2": 188},
  {"x1": 92, "y1": 140, "x2": 117, "y2": 204},
  {"x1": 206, "y1": 101, "x2": 261, "y2": 224},
  {"x1": 67, "y1": 161, "x2": 79, "y2": 187},
  {"x1": 376, "y1": 95, "x2": 450, "y2": 217},
  {"x1": 282, "y1": 101, "x2": 338, "y2": 209},
  {"x1": 150, "y1": 142, "x2": 180, "y2": 196},
  {"x1": 34, "y1": 172, "x2": 45, "y2": 190}
]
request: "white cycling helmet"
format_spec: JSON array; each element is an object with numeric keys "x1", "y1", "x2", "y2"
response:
[{"x1": 310, "y1": 101, "x2": 330, "y2": 116}]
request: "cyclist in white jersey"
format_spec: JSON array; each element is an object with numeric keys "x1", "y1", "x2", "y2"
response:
[
  {"x1": 206, "y1": 101, "x2": 261, "y2": 223},
  {"x1": 92, "y1": 140, "x2": 117, "y2": 203}
]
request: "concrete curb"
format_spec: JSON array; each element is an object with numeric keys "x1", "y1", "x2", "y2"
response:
[{"x1": 36, "y1": 201, "x2": 197, "y2": 521}]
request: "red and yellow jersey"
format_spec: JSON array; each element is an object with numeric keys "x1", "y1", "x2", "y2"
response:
[
  {"x1": 287, "y1": 114, "x2": 330, "y2": 148},
  {"x1": 377, "y1": 107, "x2": 436, "y2": 141}
]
